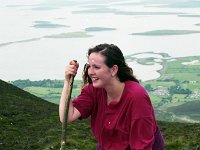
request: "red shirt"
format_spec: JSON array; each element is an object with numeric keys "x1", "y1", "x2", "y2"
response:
[{"x1": 72, "y1": 81, "x2": 157, "y2": 150}]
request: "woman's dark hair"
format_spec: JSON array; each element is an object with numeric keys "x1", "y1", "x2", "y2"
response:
[{"x1": 82, "y1": 43, "x2": 139, "y2": 85}]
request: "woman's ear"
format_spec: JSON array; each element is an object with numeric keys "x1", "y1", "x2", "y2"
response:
[{"x1": 111, "y1": 65, "x2": 118, "y2": 76}]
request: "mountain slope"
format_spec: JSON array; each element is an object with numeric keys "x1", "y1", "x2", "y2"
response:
[
  {"x1": 0, "y1": 79, "x2": 61, "y2": 149},
  {"x1": 0, "y1": 79, "x2": 96, "y2": 150}
]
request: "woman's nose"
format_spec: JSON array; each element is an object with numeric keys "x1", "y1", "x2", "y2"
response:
[{"x1": 88, "y1": 67, "x2": 94, "y2": 75}]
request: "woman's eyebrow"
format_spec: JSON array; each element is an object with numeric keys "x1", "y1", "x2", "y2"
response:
[{"x1": 84, "y1": 63, "x2": 90, "y2": 68}]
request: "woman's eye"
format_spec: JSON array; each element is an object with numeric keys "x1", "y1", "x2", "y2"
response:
[
  {"x1": 86, "y1": 64, "x2": 90, "y2": 68},
  {"x1": 94, "y1": 65, "x2": 100, "y2": 69}
]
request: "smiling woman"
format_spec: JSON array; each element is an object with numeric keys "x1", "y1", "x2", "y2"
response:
[{"x1": 59, "y1": 43, "x2": 165, "y2": 150}]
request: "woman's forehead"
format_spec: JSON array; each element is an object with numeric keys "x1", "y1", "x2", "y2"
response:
[{"x1": 88, "y1": 53, "x2": 105, "y2": 64}]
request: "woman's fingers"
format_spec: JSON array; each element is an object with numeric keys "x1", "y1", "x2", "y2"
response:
[{"x1": 65, "y1": 60, "x2": 79, "y2": 80}]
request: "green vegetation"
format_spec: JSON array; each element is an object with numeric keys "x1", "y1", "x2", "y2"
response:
[
  {"x1": 23, "y1": 86, "x2": 62, "y2": 104},
  {"x1": 167, "y1": 100, "x2": 200, "y2": 117},
  {"x1": 1, "y1": 79, "x2": 200, "y2": 149},
  {"x1": 10, "y1": 79, "x2": 82, "y2": 104},
  {"x1": 158, "y1": 121, "x2": 200, "y2": 149},
  {"x1": 141, "y1": 55, "x2": 200, "y2": 122},
  {"x1": 10, "y1": 79, "x2": 64, "y2": 88},
  {"x1": 0, "y1": 79, "x2": 96, "y2": 150}
]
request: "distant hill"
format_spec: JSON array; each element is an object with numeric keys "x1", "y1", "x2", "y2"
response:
[
  {"x1": 168, "y1": 100, "x2": 200, "y2": 114},
  {"x1": 167, "y1": 100, "x2": 200, "y2": 121},
  {"x1": 0, "y1": 79, "x2": 200, "y2": 150}
]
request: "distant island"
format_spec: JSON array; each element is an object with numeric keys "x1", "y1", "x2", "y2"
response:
[
  {"x1": 130, "y1": 29, "x2": 200, "y2": 36},
  {"x1": 44, "y1": 31, "x2": 93, "y2": 38},
  {"x1": 32, "y1": 21, "x2": 69, "y2": 28},
  {"x1": 85, "y1": 27, "x2": 116, "y2": 32}
]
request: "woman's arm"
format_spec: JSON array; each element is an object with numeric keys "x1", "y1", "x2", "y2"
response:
[{"x1": 59, "y1": 60, "x2": 81, "y2": 123}]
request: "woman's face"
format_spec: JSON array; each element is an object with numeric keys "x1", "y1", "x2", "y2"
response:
[{"x1": 87, "y1": 52, "x2": 112, "y2": 88}]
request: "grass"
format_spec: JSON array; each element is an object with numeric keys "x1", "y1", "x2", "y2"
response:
[
  {"x1": 158, "y1": 121, "x2": 200, "y2": 149},
  {"x1": 24, "y1": 86, "x2": 62, "y2": 104},
  {"x1": 22, "y1": 80, "x2": 82, "y2": 104},
  {"x1": 0, "y1": 79, "x2": 95, "y2": 150}
]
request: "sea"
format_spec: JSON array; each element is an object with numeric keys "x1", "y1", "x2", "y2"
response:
[{"x1": 0, "y1": 0, "x2": 200, "y2": 81}]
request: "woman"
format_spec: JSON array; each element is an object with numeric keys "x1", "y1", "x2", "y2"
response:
[{"x1": 59, "y1": 43, "x2": 164, "y2": 150}]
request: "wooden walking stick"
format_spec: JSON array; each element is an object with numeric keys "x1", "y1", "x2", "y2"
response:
[{"x1": 60, "y1": 61, "x2": 76, "y2": 150}]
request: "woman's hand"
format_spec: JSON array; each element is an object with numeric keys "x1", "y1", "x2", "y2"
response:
[
  {"x1": 59, "y1": 60, "x2": 81, "y2": 123},
  {"x1": 65, "y1": 60, "x2": 79, "y2": 82}
]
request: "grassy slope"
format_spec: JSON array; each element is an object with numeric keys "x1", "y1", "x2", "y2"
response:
[
  {"x1": 0, "y1": 79, "x2": 95, "y2": 150},
  {"x1": 167, "y1": 100, "x2": 200, "y2": 121},
  {"x1": 1, "y1": 79, "x2": 200, "y2": 150}
]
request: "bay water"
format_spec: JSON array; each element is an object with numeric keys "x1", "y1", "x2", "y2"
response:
[{"x1": 0, "y1": 0, "x2": 200, "y2": 81}]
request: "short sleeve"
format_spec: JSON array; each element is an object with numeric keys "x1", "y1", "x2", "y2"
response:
[{"x1": 72, "y1": 84, "x2": 94, "y2": 119}]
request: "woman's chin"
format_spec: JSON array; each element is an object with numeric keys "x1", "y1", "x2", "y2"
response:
[{"x1": 92, "y1": 81, "x2": 102, "y2": 88}]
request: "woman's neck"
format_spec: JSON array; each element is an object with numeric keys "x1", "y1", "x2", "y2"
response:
[{"x1": 105, "y1": 80, "x2": 125, "y2": 104}]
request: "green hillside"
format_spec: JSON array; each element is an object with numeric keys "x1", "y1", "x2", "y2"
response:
[
  {"x1": 0, "y1": 79, "x2": 61, "y2": 149},
  {"x1": 1, "y1": 79, "x2": 200, "y2": 149},
  {"x1": 0, "y1": 79, "x2": 95, "y2": 150},
  {"x1": 167, "y1": 100, "x2": 200, "y2": 121}
]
